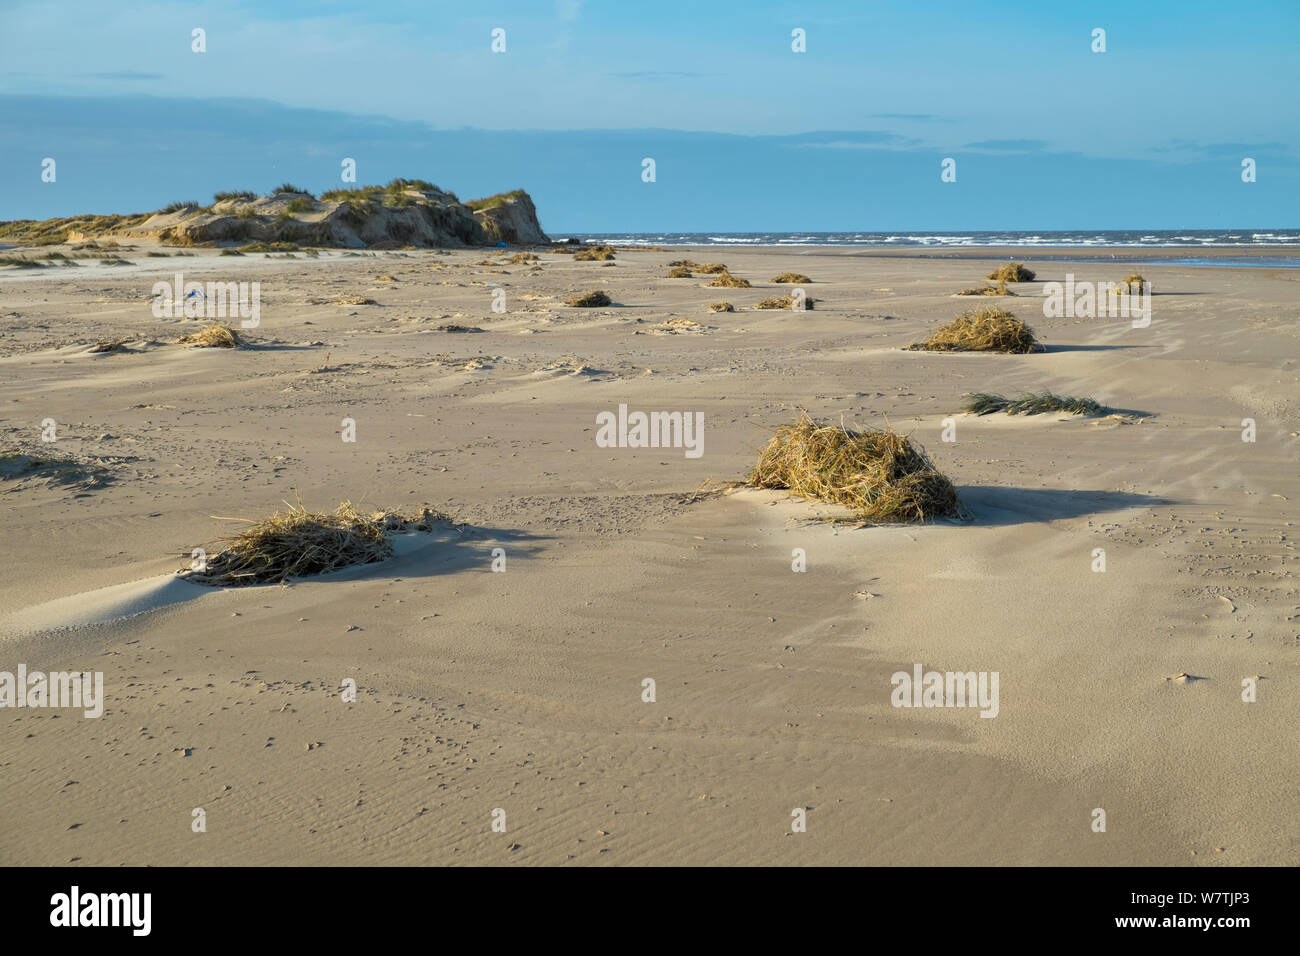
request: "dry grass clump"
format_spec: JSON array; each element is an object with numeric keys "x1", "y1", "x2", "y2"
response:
[
  {"x1": 964, "y1": 391, "x2": 1104, "y2": 416},
  {"x1": 181, "y1": 501, "x2": 447, "y2": 586},
  {"x1": 748, "y1": 415, "x2": 963, "y2": 523},
  {"x1": 333, "y1": 295, "x2": 377, "y2": 306},
  {"x1": 178, "y1": 324, "x2": 242, "y2": 348},
  {"x1": 0, "y1": 212, "x2": 152, "y2": 247},
  {"x1": 707, "y1": 301, "x2": 735, "y2": 312},
  {"x1": 436, "y1": 323, "x2": 484, "y2": 333},
  {"x1": 89, "y1": 339, "x2": 129, "y2": 353},
  {"x1": 464, "y1": 189, "x2": 525, "y2": 211},
  {"x1": 667, "y1": 265, "x2": 693, "y2": 278},
  {"x1": 1117, "y1": 272, "x2": 1146, "y2": 292},
  {"x1": 909, "y1": 306, "x2": 1040, "y2": 354},
  {"x1": 508, "y1": 252, "x2": 539, "y2": 264},
  {"x1": 240, "y1": 241, "x2": 300, "y2": 253},
  {"x1": 695, "y1": 263, "x2": 730, "y2": 274},
  {"x1": 652, "y1": 318, "x2": 702, "y2": 334},
  {"x1": 986, "y1": 262, "x2": 1036, "y2": 282},
  {"x1": 755, "y1": 294, "x2": 816, "y2": 310},
  {"x1": 707, "y1": 271, "x2": 751, "y2": 288},
  {"x1": 668, "y1": 259, "x2": 701, "y2": 269},
  {"x1": 771, "y1": 272, "x2": 811, "y2": 284},
  {"x1": 956, "y1": 279, "x2": 1013, "y2": 296},
  {"x1": 568, "y1": 290, "x2": 612, "y2": 307},
  {"x1": 573, "y1": 244, "x2": 616, "y2": 261}
]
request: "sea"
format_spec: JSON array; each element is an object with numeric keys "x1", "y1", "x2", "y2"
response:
[
  {"x1": 557, "y1": 230, "x2": 1300, "y2": 248},
  {"x1": 552, "y1": 231, "x2": 1300, "y2": 268}
]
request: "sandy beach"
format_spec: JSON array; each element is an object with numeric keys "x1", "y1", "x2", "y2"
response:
[{"x1": 1, "y1": 243, "x2": 1297, "y2": 866}]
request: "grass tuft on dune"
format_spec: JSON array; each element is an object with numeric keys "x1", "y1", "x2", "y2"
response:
[
  {"x1": 747, "y1": 414, "x2": 963, "y2": 523},
  {"x1": 178, "y1": 324, "x2": 242, "y2": 348},
  {"x1": 956, "y1": 279, "x2": 1013, "y2": 296},
  {"x1": 909, "y1": 306, "x2": 1040, "y2": 353},
  {"x1": 568, "y1": 290, "x2": 612, "y2": 307},
  {"x1": 707, "y1": 271, "x2": 751, "y2": 288},
  {"x1": 0, "y1": 256, "x2": 49, "y2": 268},
  {"x1": 573, "y1": 244, "x2": 616, "y2": 261},
  {"x1": 755, "y1": 294, "x2": 815, "y2": 310},
  {"x1": 1117, "y1": 272, "x2": 1146, "y2": 292},
  {"x1": 181, "y1": 501, "x2": 448, "y2": 586},
  {"x1": 986, "y1": 262, "x2": 1035, "y2": 282},
  {"x1": 963, "y1": 391, "x2": 1105, "y2": 416}
]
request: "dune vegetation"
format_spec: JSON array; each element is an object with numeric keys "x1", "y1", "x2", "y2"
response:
[
  {"x1": 707, "y1": 271, "x2": 750, "y2": 288},
  {"x1": 181, "y1": 501, "x2": 447, "y2": 586},
  {"x1": 755, "y1": 294, "x2": 815, "y2": 310},
  {"x1": 909, "y1": 306, "x2": 1041, "y2": 353},
  {"x1": 748, "y1": 415, "x2": 963, "y2": 523},
  {"x1": 568, "y1": 290, "x2": 612, "y2": 307},
  {"x1": 987, "y1": 262, "x2": 1036, "y2": 282},
  {"x1": 178, "y1": 324, "x2": 242, "y2": 348},
  {"x1": 963, "y1": 391, "x2": 1105, "y2": 416},
  {"x1": 956, "y1": 279, "x2": 1013, "y2": 296}
]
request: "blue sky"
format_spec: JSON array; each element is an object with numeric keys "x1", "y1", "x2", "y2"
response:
[{"x1": 1, "y1": 0, "x2": 1297, "y2": 230}]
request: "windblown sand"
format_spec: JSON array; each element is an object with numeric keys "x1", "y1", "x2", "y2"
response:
[{"x1": 1, "y1": 243, "x2": 1297, "y2": 865}]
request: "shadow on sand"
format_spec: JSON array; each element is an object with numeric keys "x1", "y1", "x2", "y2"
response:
[{"x1": 955, "y1": 486, "x2": 1169, "y2": 526}]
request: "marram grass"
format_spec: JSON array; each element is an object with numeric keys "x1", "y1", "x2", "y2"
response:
[
  {"x1": 909, "y1": 306, "x2": 1041, "y2": 354},
  {"x1": 568, "y1": 290, "x2": 612, "y2": 307},
  {"x1": 955, "y1": 279, "x2": 1013, "y2": 296},
  {"x1": 178, "y1": 324, "x2": 241, "y2": 348},
  {"x1": 182, "y1": 501, "x2": 448, "y2": 586},
  {"x1": 755, "y1": 294, "x2": 816, "y2": 310},
  {"x1": 986, "y1": 262, "x2": 1036, "y2": 282},
  {"x1": 707, "y1": 271, "x2": 751, "y2": 288},
  {"x1": 747, "y1": 415, "x2": 963, "y2": 523},
  {"x1": 963, "y1": 391, "x2": 1105, "y2": 416}
]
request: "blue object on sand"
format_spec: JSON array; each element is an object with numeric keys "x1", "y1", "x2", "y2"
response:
[{"x1": 496, "y1": 241, "x2": 506, "y2": 247}]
